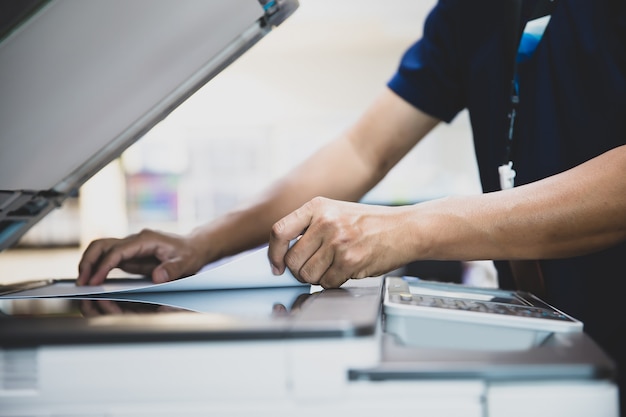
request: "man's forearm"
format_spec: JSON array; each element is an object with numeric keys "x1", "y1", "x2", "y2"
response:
[{"x1": 413, "y1": 145, "x2": 626, "y2": 261}]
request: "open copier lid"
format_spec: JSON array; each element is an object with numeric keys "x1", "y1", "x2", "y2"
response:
[{"x1": 0, "y1": 0, "x2": 298, "y2": 251}]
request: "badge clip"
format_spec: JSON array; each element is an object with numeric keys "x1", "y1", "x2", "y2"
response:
[{"x1": 498, "y1": 161, "x2": 516, "y2": 190}]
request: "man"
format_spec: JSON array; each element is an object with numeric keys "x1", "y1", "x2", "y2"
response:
[{"x1": 78, "y1": 0, "x2": 625, "y2": 412}]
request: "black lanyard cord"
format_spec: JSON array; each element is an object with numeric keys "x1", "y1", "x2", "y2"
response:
[
  {"x1": 499, "y1": 0, "x2": 557, "y2": 190},
  {"x1": 503, "y1": 0, "x2": 523, "y2": 165}
]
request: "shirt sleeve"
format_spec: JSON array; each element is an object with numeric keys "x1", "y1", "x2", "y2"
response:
[{"x1": 387, "y1": 0, "x2": 466, "y2": 123}]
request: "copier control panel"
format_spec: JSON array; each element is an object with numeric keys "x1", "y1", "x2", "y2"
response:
[{"x1": 383, "y1": 276, "x2": 582, "y2": 350}]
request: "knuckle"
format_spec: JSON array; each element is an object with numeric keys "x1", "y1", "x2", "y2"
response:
[
  {"x1": 320, "y1": 275, "x2": 343, "y2": 290},
  {"x1": 85, "y1": 238, "x2": 112, "y2": 253},
  {"x1": 309, "y1": 196, "x2": 326, "y2": 206},
  {"x1": 137, "y1": 228, "x2": 156, "y2": 239},
  {"x1": 340, "y1": 250, "x2": 359, "y2": 267},
  {"x1": 305, "y1": 196, "x2": 329, "y2": 215},
  {"x1": 84, "y1": 239, "x2": 100, "y2": 251},
  {"x1": 270, "y1": 221, "x2": 285, "y2": 239},
  {"x1": 298, "y1": 265, "x2": 317, "y2": 284},
  {"x1": 333, "y1": 250, "x2": 359, "y2": 274}
]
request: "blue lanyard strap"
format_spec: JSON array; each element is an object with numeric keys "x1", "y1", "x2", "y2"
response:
[{"x1": 511, "y1": 1, "x2": 556, "y2": 103}]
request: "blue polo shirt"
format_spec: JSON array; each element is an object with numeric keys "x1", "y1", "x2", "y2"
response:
[{"x1": 388, "y1": 0, "x2": 626, "y2": 405}]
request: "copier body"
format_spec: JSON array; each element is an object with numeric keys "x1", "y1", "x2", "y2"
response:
[{"x1": 0, "y1": 277, "x2": 619, "y2": 417}]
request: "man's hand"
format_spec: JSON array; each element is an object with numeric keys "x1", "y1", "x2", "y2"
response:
[
  {"x1": 268, "y1": 197, "x2": 413, "y2": 289},
  {"x1": 76, "y1": 229, "x2": 205, "y2": 286}
]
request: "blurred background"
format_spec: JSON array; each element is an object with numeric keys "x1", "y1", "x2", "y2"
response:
[{"x1": 0, "y1": 0, "x2": 494, "y2": 285}]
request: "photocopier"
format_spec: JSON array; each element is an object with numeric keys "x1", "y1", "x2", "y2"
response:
[{"x1": 0, "y1": 1, "x2": 620, "y2": 416}]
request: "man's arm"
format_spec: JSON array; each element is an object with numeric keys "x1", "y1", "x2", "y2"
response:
[
  {"x1": 268, "y1": 144, "x2": 626, "y2": 288},
  {"x1": 77, "y1": 88, "x2": 440, "y2": 285},
  {"x1": 416, "y1": 144, "x2": 626, "y2": 260}
]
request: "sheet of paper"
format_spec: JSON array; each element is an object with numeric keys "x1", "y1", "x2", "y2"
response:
[{"x1": 0, "y1": 245, "x2": 304, "y2": 299}]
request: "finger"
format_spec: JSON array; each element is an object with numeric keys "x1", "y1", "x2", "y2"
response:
[
  {"x1": 269, "y1": 204, "x2": 314, "y2": 274},
  {"x1": 287, "y1": 239, "x2": 331, "y2": 285},
  {"x1": 318, "y1": 267, "x2": 351, "y2": 289},
  {"x1": 86, "y1": 240, "x2": 158, "y2": 286},
  {"x1": 77, "y1": 239, "x2": 118, "y2": 286},
  {"x1": 118, "y1": 257, "x2": 161, "y2": 276},
  {"x1": 281, "y1": 237, "x2": 315, "y2": 284},
  {"x1": 303, "y1": 247, "x2": 350, "y2": 289}
]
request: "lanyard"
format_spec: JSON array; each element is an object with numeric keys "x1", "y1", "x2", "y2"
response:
[{"x1": 499, "y1": 0, "x2": 558, "y2": 190}]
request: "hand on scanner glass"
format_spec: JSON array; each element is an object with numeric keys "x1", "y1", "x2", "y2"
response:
[{"x1": 76, "y1": 229, "x2": 206, "y2": 286}]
